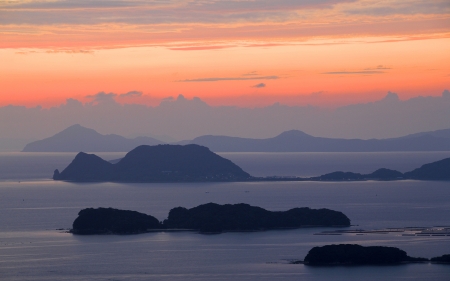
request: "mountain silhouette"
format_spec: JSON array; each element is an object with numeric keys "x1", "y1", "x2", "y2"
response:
[
  {"x1": 53, "y1": 144, "x2": 251, "y2": 182},
  {"x1": 404, "y1": 157, "x2": 450, "y2": 180},
  {"x1": 22, "y1": 124, "x2": 163, "y2": 152},
  {"x1": 179, "y1": 129, "x2": 450, "y2": 152},
  {"x1": 163, "y1": 203, "x2": 350, "y2": 233}
]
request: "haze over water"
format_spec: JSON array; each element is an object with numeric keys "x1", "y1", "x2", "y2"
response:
[{"x1": 0, "y1": 152, "x2": 449, "y2": 280}]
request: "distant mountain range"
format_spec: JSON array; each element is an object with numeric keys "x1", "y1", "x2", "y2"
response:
[
  {"x1": 179, "y1": 129, "x2": 450, "y2": 152},
  {"x1": 22, "y1": 124, "x2": 163, "y2": 152},
  {"x1": 23, "y1": 125, "x2": 450, "y2": 152}
]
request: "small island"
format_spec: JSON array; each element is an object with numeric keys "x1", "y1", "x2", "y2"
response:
[
  {"x1": 302, "y1": 244, "x2": 427, "y2": 265},
  {"x1": 70, "y1": 204, "x2": 350, "y2": 235},
  {"x1": 71, "y1": 208, "x2": 162, "y2": 234}
]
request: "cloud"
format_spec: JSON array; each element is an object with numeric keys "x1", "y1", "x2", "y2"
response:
[
  {"x1": 179, "y1": 76, "x2": 279, "y2": 82},
  {"x1": 252, "y1": 83, "x2": 266, "y2": 88},
  {"x1": 120, "y1": 90, "x2": 142, "y2": 97},
  {"x1": 3, "y1": 0, "x2": 449, "y2": 50},
  {"x1": 65, "y1": 98, "x2": 83, "y2": 108},
  {"x1": 86, "y1": 91, "x2": 117, "y2": 102},
  {"x1": 161, "y1": 96, "x2": 174, "y2": 102},
  {"x1": 310, "y1": 91, "x2": 325, "y2": 97},
  {"x1": 322, "y1": 70, "x2": 385, "y2": 75},
  {"x1": 45, "y1": 49, "x2": 94, "y2": 54},
  {"x1": 168, "y1": 45, "x2": 232, "y2": 51},
  {"x1": 0, "y1": 0, "x2": 350, "y2": 26},
  {"x1": 443, "y1": 90, "x2": 450, "y2": 98},
  {"x1": 243, "y1": 71, "x2": 259, "y2": 76},
  {"x1": 323, "y1": 65, "x2": 393, "y2": 75},
  {"x1": 323, "y1": 64, "x2": 394, "y2": 75},
  {"x1": 344, "y1": 0, "x2": 450, "y2": 16},
  {"x1": 364, "y1": 65, "x2": 392, "y2": 70}
]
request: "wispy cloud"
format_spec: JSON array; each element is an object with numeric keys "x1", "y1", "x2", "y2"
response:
[
  {"x1": 168, "y1": 45, "x2": 232, "y2": 51},
  {"x1": 364, "y1": 65, "x2": 392, "y2": 70},
  {"x1": 2, "y1": 0, "x2": 448, "y2": 49},
  {"x1": 322, "y1": 65, "x2": 391, "y2": 75},
  {"x1": 242, "y1": 71, "x2": 259, "y2": 76},
  {"x1": 86, "y1": 91, "x2": 117, "y2": 102},
  {"x1": 344, "y1": 0, "x2": 450, "y2": 16},
  {"x1": 120, "y1": 90, "x2": 142, "y2": 97},
  {"x1": 322, "y1": 70, "x2": 385, "y2": 75},
  {"x1": 179, "y1": 76, "x2": 279, "y2": 82},
  {"x1": 252, "y1": 83, "x2": 266, "y2": 88}
]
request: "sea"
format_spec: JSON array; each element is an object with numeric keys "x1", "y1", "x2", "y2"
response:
[{"x1": 0, "y1": 151, "x2": 450, "y2": 280}]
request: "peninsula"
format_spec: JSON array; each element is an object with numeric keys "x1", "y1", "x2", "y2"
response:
[{"x1": 70, "y1": 204, "x2": 350, "y2": 235}]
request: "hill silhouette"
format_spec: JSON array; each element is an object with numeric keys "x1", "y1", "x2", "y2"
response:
[
  {"x1": 311, "y1": 158, "x2": 450, "y2": 181},
  {"x1": 179, "y1": 129, "x2": 450, "y2": 152},
  {"x1": 163, "y1": 203, "x2": 350, "y2": 233},
  {"x1": 53, "y1": 144, "x2": 251, "y2": 182},
  {"x1": 404, "y1": 158, "x2": 450, "y2": 180},
  {"x1": 23, "y1": 124, "x2": 163, "y2": 152},
  {"x1": 303, "y1": 244, "x2": 427, "y2": 265},
  {"x1": 23, "y1": 125, "x2": 450, "y2": 153},
  {"x1": 72, "y1": 208, "x2": 161, "y2": 235}
]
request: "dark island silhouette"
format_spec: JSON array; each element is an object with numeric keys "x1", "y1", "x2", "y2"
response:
[
  {"x1": 23, "y1": 124, "x2": 163, "y2": 152},
  {"x1": 311, "y1": 158, "x2": 450, "y2": 181},
  {"x1": 24, "y1": 125, "x2": 450, "y2": 152},
  {"x1": 311, "y1": 168, "x2": 404, "y2": 181},
  {"x1": 54, "y1": 144, "x2": 251, "y2": 182},
  {"x1": 162, "y1": 203, "x2": 350, "y2": 233},
  {"x1": 431, "y1": 254, "x2": 450, "y2": 263},
  {"x1": 72, "y1": 208, "x2": 162, "y2": 234},
  {"x1": 70, "y1": 204, "x2": 350, "y2": 235},
  {"x1": 53, "y1": 144, "x2": 450, "y2": 182},
  {"x1": 302, "y1": 244, "x2": 427, "y2": 265}
]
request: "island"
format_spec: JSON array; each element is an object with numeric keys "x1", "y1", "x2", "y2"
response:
[
  {"x1": 71, "y1": 208, "x2": 161, "y2": 234},
  {"x1": 70, "y1": 204, "x2": 350, "y2": 235},
  {"x1": 302, "y1": 244, "x2": 427, "y2": 265},
  {"x1": 162, "y1": 203, "x2": 350, "y2": 233},
  {"x1": 431, "y1": 254, "x2": 450, "y2": 263},
  {"x1": 53, "y1": 144, "x2": 251, "y2": 182},
  {"x1": 311, "y1": 168, "x2": 404, "y2": 181}
]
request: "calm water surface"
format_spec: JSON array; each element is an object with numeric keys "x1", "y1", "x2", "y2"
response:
[{"x1": 0, "y1": 152, "x2": 449, "y2": 280}]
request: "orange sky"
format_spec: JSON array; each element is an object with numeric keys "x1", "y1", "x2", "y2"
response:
[{"x1": 1, "y1": 0, "x2": 449, "y2": 107}]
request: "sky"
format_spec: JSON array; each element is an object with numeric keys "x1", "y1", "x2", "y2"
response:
[{"x1": 1, "y1": 0, "x2": 449, "y2": 108}]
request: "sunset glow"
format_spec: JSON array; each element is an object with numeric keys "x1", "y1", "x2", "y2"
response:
[{"x1": 1, "y1": 0, "x2": 449, "y2": 107}]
